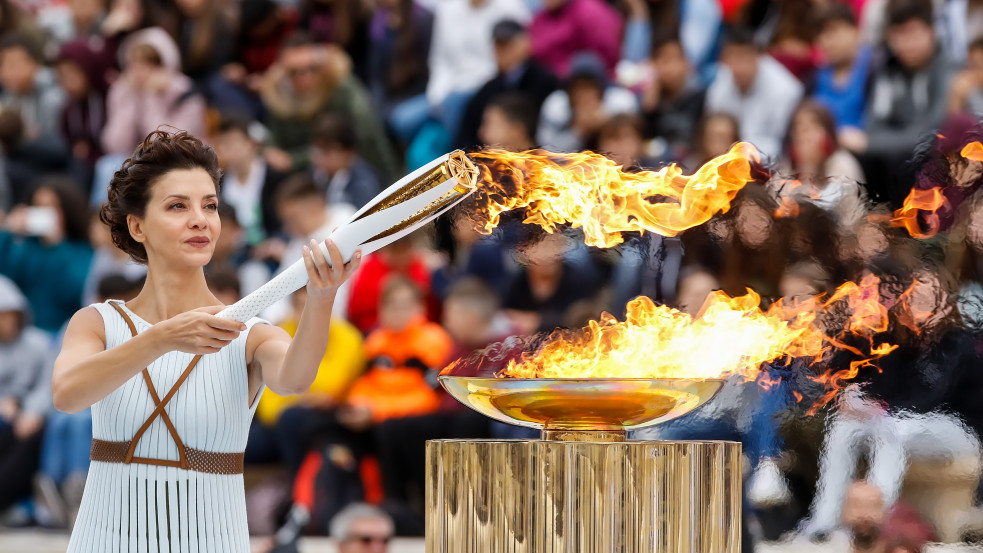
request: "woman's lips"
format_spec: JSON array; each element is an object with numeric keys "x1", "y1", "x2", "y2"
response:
[{"x1": 185, "y1": 237, "x2": 211, "y2": 248}]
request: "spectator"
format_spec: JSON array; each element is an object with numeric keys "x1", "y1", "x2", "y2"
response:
[
  {"x1": 455, "y1": 19, "x2": 558, "y2": 151},
  {"x1": 214, "y1": 114, "x2": 286, "y2": 246},
  {"x1": 249, "y1": 286, "x2": 364, "y2": 466},
  {"x1": 100, "y1": 27, "x2": 206, "y2": 156},
  {"x1": 368, "y1": 0, "x2": 434, "y2": 144},
  {"x1": 537, "y1": 51, "x2": 638, "y2": 152},
  {"x1": 430, "y1": 209, "x2": 514, "y2": 300},
  {"x1": 529, "y1": 0, "x2": 623, "y2": 79},
  {"x1": 593, "y1": 113, "x2": 653, "y2": 169},
  {"x1": 638, "y1": 34, "x2": 705, "y2": 164},
  {"x1": 260, "y1": 33, "x2": 400, "y2": 182},
  {"x1": 687, "y1": 111, "x2": 740, "y2": 170},
  {"x1": 948, "y1": 37, "x2": 983, "y2": 116},
  {"x1": 81, "y1": 211, "x2": 146, "y2": 306},
  {"x1": 0, "y1": 33, "x2": 66, "y2": 148},
  {"x1": 775, "y1": 100, "x2": 867, "y2": 228},
  {"x1": 346, "y1": 235, "x2": 435, "y2": 334},
  {"x1": 620, "y1": 0, "x2": 722, "y2": 86},
  {"x1": 34, "y1": 273, "x2": 142, "y2": 530},
  {"x1": 503, "y1": 231, "x2": 603, "y2": 334},
  {"x1": 36, "y1": 0, "x2": 108, "y2": 45},
  {"x1": 329, "y1": 503, "x2": 395, "y2": 552},
  {"x1": 171, "y1": 0, "x2": 237, "y2": 85},
  {"x1": 705, "y1": 27, "x2": 803, "y2": 158},
  {"x1": 311, "y1": 113, "x2": 383, "y2": 210},
  {"x1": 857, "y1": 0, "x2": 956, "y2": 207},
  {"x1": 0, "y1": 108, "x2": 69, "y2": 208},
  {"x1": 425, "y1": 0, "x2": 531, "y2": 136},
  {"x1": 374, "y1": 278, "x2": 506, "y2": 518},
  {"x1": 269, "y1": 174, "x2": 357, "y2": 321},
  {"x1": 0, "y1": 178, "x2": 93, "y2": 334},
  {"x1": 813, "y1": 3, "x2": 872, "y2": 136},
  {"x1": 205, "y1": 204, "x2": 271, "y2": 297},
  {"x1": 55, "y1": 38, "x2": 115, "y2": 188},
  {"x1": 301, "y1": 0, "x2": 373, "y2": 82},
  {"x1": 0, "y1": 275, "x2": 53, "y2": 519},
  {"x1": 478, "y1": 92, "x2": 539, "y2": 151}
]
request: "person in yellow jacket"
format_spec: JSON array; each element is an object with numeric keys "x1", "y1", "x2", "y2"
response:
[{"x1": 246, "y1": 288, "x2": 365, "y2": 468}]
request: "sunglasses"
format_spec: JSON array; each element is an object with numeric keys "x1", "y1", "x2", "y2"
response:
[{"x1": 349, "y1": 534, "x2": 392, "y2": 545}]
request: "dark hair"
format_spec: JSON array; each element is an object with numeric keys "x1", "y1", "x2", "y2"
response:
[
  {"x1": 445, "y1": 277, "x2": 499, "y2": 321},
  {"x1": 128, "y1": 42, "x2": 163, "y2": 67},
  {"x1": 886, "y1": 0, "x2": 934, "y2": 27},
  {"x1": 816, "y1": 2, "x2": 858, "y2": 30},
  {"x1": 217, "y1": 203, "x2": 240, "y2": 227},
  {"x1": 99, "y1": 130, "x2": 222, "y2": 263},
  {"x1": 206, "y1": 268, "x2": 241, "y2": 298},
  {"x1": 0, "y1": 32, "x2": 43, "y2": 63},
  {"x1": 97, "y1": 274, "x2": 144, "y2": 302},
  {"x1": 650, "y1": 30, "x2": 683, "y2": 59},
  {"x1": 598, "y1": 113, "x2": 645, "y2": 142},
  {"x1": 312, "y1": 113, "x2": 357, "y2": 150},
  {"x1": 784, "y1": 99, "x2": 838, "y2": 171},
  {"x1": 33, "y1": 177, "x2": 91, "y2": 243},
  {"x1": 380, "y1": 275, "x2": 425, "y2": 306},
  {"x1": 970, "y1": 36, "x2": 983, "y2": 52},
  {"x1": 282, "y1": 30, "x2": 317, "y2": 51},
  {"x1": 723, "y1": 26, "x2": 758, "y2": 50},
  {"x1": 0, "y1": 107, "x2": 24, "y2": 152},
  {"x1": 275, "y1": 172, "x2": 324, "y2": 206},
  {"x1": 486, "y1": 92, "x2": 539, "y2": 141},
  {"x1": 217, "y1": 112, "x2": 254, "y2": 137},
  {"x1": 492, "y1": 19, "x2": 527, "y2": 44}
]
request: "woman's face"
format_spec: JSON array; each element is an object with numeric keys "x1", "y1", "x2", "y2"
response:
[
  {"x1": 131, "y1": 168, "x2": 220, "y2": 268},
  {"x1": 791, "y1": 110, "x2": 828, "y2": 163}
]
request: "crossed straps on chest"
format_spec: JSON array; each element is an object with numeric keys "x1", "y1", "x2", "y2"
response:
[{"x1": 88, "y1": 302, "x2": 245, "y2": 475}]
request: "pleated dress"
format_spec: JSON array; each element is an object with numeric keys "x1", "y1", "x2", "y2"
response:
[{"x1": 67, "y1": 300, "x2": 267, "y2": 553}]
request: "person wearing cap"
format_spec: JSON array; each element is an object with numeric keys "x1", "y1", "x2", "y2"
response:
[
  {"x1": 0, "y1": 275, "x2": 54, "y2": 519},
  {"x1": 529, "y1": 0, "x2": 623, "y2": 80},
  {"x1": 536, "y1": 51, "x2": 638, "y2": 153},
  {"x1": 455, "y1": 19, "x2": 558, "y2": 151}
]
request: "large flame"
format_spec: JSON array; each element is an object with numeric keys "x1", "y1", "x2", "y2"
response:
[
  {"x1": 489, "y1": 275, "x2": 898, "y2": 405},
  {"x1": 467, "y1": 143, "x2": 756, "y2": 248}
]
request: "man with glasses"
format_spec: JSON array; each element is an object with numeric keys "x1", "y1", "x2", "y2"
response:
[{"x1": 330, "y1": 503, "x2": 395, "y2": 552}]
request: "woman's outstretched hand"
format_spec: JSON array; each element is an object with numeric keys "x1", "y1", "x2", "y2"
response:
[
  {"x1": 152, "y1": 305, "x2": 247, "y2": 355},
  {"x1": 302, "y1": 238, "x2": 361, "y2": 308}
]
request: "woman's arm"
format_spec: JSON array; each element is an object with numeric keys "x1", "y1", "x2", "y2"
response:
[
  {"x1": 248, "y1": 239, "x2": 361, "y2": 396},
  {"x1": 53, "y1": 305, "x2": 247, "y2": 413}
]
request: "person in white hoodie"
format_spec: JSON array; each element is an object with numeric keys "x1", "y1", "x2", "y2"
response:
[
  {"x1": 0, "y1": 275, "x2": 53, "y2": 522},
  {"x1": 705, "y1": 27, "x2": 804, "y2": 159}
]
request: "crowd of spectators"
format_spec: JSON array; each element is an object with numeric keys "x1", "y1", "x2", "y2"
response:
[{"x1": 7, "y1": 0, "x2": 983, "y2": 551}]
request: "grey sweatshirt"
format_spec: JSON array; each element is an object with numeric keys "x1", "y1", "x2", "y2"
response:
[{"x1": 0, "y1": 275, "x2": 53, "y2": 416}]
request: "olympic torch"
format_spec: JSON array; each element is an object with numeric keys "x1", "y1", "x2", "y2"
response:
[{"x1": 218, "y1": 150, "x2": 480, "y2": 322}]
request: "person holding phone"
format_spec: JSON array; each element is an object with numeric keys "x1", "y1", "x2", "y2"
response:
[
  {"x1": 52, "y1": 129, "x2": 361, "y2": 553},
  {"x1": 0, "y1": 178, "x2": 93, "y2": 335}
]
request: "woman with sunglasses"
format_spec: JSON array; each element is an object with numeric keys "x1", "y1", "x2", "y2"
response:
[{"x1": 53, "y1": 129, "x2": 361, "y2": 552}]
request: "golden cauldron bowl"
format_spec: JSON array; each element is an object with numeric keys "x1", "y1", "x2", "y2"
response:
[{"x1": 437, "y1": 376, "x2": 724, "y2": 441}]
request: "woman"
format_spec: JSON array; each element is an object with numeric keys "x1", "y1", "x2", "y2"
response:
[
  {"x1": 0, "y1": 178, "x2": 93, "y2": 334},
  {"x1": 775, "y1": 100, "x2": 867, "y2": 229},
  {"x1": 53, "y1": 130, "x2": 361, "y2": 552}
]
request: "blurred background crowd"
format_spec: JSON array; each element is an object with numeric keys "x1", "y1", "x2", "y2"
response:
[{"x1": 6, "y1": 0, "x2": 983, "y2": 551}]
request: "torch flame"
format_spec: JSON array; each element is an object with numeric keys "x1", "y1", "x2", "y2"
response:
[
  {"x1": 467, "y1": 143, "x2": 756, "y2": 248},
  {"x1": 961, "y1": 141, "x2": 983, "y2": 162}
]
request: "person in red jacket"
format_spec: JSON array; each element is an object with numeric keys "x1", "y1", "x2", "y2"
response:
[
  {"x1": 529, "y1": 0, "x2": 623, "y2": 79},
  {"x1": 345, "y1": 235, "x2": 435, "y2": 333}
]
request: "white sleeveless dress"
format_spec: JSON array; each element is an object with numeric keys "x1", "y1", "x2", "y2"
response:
[{"x1": 67, "y1": 300, "x2": 267, "y2": 553}]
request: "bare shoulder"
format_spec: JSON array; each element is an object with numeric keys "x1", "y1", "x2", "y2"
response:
[
  {"x1": 245, "y1": 322, "x2": 291, "y2": 362},
  {"x1": 64, "y1": 306, "x2": 107, "y2": 342}
]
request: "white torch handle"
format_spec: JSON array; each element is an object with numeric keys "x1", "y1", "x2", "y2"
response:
[{"x1": 217, "y1": 153, "x2": 474, "y2": 322}]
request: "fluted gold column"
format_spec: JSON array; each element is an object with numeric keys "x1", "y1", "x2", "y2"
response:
[{"x1": 426, "y1": 439, "x2": 741, "y2": 553}]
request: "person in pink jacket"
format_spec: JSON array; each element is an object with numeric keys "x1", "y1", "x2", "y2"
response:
[
  {"x1": 100, "y1": 27, "x2": 206, "y2": 156},
  {"x1": 529, "y1": 0, "x2": 623, "y2": 80}
]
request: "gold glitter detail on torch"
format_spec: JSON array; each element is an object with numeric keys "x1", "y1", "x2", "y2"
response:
[{"x1": 354, "y1": 151, "x2": 477, "y2": 223}]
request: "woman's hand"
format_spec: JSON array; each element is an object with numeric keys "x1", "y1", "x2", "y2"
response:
[
  {"x1": 151, "y1": 305, "x2": 247, "y2": 355},
  {"x1": 302, "y1": 239, "x2": 361, "y2": 309}
]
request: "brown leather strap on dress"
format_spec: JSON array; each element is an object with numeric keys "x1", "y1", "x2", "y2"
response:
[
  {"x1": 100, "y1": 302, "x2": 242, "y2": 473},
  {"x1": 90, "y1": 438, "x2": 244, "y2": 475}
]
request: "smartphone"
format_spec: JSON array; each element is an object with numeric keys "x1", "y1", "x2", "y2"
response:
[{"x1": 24, "y1": 206, "x2": 57, "y2": 236}]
